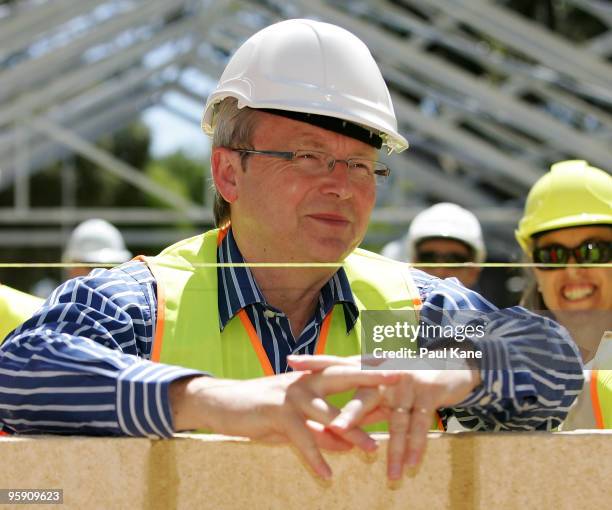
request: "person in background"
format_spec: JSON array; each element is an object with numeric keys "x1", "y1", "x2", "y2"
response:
[
  {"x1": 63, "y1": 219, "x2": 132, "y2": 279},
  {"x1": 31, "y1": 218, "x2": 132, "y2": 299},
  {"x1": 0, "y1": 284, "x2": 42, "y2": 343},
  {"x1": 516, "y1": 160, "x2": 612, "y2": 429},
  {"x1": 4, "y1": 218, "x2": 129, "y2": 340},
  {"x1": 382, "y1": 202, "x2": 485, "y2": 289}
]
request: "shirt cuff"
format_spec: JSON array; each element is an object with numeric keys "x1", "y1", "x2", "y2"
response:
[
  {"x1": 455, "y1": 333, "x2": 510, "y2": 409},
  {"x1": 116, "y1": 361, "x2": 203, "y2": 438}
]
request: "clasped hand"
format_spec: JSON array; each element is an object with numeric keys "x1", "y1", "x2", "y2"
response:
[
  {"x1": 170, "y1": 355, "x2": 480, "y2": 480},
  {"x1": 288, "y1": 354, "x2": 481, "y2": 480}
]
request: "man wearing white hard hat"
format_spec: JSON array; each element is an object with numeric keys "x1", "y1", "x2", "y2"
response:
[
  {"x1": 383, "y1": 203, "x2": 486, "y2": 289},
  {"x1": 63, "y1": 219, "x2": 132, "y2": 279},
  {"x1": 1, "y1": 19, "x2": 582, "y2": 481}
]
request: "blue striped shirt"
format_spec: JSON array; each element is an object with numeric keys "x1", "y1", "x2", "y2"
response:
[
  {"x1": 0, "y1": 233, "x2": 584, "y2": 436},
  {"x1": 218, "y1": 229, "x2": 358, "y2": 373}
]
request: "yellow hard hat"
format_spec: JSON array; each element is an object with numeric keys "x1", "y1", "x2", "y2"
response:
[{"x1": 515, "y1": 160, "x2": 612, "y2": 253}]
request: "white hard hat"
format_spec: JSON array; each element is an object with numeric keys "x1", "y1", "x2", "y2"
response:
[
  {"x1": 63, "y1": 219, "x2": 132, "y2": 264},
  {"x1": 202, "y1": 19, "x2": 408, "y2": 153},
  {"x1": 381, "y1": 237, "x2": 409, "y2": 261},
  {"x1": 407, "y1": 203, "x2": 487, "y2": 263}
]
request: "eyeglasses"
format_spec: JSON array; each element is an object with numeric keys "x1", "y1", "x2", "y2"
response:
[
  {"x1": 532, "y1": 240, "x2": 611, "y2": 270},
  {"x1": 415, "y1": 251, "x2": 472, "y2": 264},
  {"x1": 229, "y1": 148, "x2": 390, "y2": 185}
]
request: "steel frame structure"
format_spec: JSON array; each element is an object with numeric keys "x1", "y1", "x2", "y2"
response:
[{"x1": 0, "y1": 0, "x2": 610, "y2": 256}]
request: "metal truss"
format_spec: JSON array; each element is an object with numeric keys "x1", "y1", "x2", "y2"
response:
[{"x1": 0, "y1": 0, "x2": 610, "y2": 257}]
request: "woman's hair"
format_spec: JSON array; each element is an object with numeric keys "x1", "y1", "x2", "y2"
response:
[
  {"x1": 210, "y1": 98, "x2": 261, "y2": 227},
  {"x1": 520, "y1": 271, "x2": 547, "y2": 310},
  {"x1": 520, "y1": 231, "x2": 548, "y2": 311}
]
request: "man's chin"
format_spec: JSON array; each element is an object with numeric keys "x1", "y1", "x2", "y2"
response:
[
  {"x1": 296, "y1": 233, "x2": 362, "y2": 264},
  {"x1": 303, "y1": 243, "x2": 354, "y2": 265}
]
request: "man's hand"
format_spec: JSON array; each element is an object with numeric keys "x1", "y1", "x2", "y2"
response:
[
  {"x1": 287, "y1": 354, "x2": 481, "y2": 480},
  {"x1": 169, "y1": 367, "x2": 398, "y2": 479}
]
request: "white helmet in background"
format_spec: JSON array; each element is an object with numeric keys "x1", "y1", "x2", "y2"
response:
[
  {"x1": 381, "y1": 237, "x2": 408, "y2": 260},
  {"x1": 202, "y1": 19, "x2": 408, "y2": 153},
  {"x1": 407, "y1": 203, "x2": 487, "y2": 263},
  {"x1": 63, "y1": 219, "x2": 132, "y2": 264}
]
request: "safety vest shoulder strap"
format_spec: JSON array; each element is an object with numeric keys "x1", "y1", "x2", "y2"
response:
[{"x1": 591, "y1": 370, "x2": 612, "y2": 429}]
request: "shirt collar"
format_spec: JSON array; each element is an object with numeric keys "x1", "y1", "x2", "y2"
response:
[{"x1": 217, "y1": 228, "x2": 359, "y2": 333}]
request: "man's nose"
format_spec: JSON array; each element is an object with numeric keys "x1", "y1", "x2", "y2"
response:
[{"x1": 322, "y1": 160, "x2": 353, "y2": 199}]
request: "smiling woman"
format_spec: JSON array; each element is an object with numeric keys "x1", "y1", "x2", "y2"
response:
[
  {"x1": 531, "y1": 227, "x2": 611, "y2": 312},
  {"x1": 516, "y1": 160, "x2": 612, "y2": 429}
]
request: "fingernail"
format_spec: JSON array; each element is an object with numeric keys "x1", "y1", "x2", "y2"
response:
[
  {"x1": 320, "y1": 464, "x2": 332, "y2": 480},
  {"x1": 389, "y1": 462, "x2": 401, "y2": 480},
  {"x1": 362, "y1": 438, "x2": 377, "y2": 452},
  {"x1": 407, "y1": 450, "x2": 420, "y2": 467},
  {"x1": 331, "y1": 417, "x2": 348, "y2": 429}
]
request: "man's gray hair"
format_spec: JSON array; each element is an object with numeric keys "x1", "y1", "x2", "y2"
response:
[{"x1": 210, "y1": 98, "x2": 260, "y2": 227}]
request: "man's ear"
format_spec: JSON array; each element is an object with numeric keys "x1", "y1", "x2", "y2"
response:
[{"x1": 211, "y1": 147, "x2": 240, "y2": 203}]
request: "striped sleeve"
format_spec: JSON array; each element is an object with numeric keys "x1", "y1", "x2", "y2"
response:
[
  {"x1": 0, "y1": 261, "x2": 201, "y2": 437},
  {"x1": 411, "y1": 270, "x2": 584, "y2": 431}
]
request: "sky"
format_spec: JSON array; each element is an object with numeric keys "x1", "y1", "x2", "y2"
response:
[
  {"x1": 142, "y1": 90, "x2": 211, "y2": 159},
  {"x1": 141, "y1": 65, "x2": 217, "y2": 159},
  {"x1": 143, "y1": 106, "x2": 209, "y2": 159}
]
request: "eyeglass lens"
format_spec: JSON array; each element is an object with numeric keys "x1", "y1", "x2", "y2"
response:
[{"x1": 533, "y1": 240, "x2": 611, "y2": 270}]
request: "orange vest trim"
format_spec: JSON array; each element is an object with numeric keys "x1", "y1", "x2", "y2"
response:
[
  {"x1": 216, "y1": 226, "x2": 230, "y2": 246},
  {"x1": 222, "y1": 227, "x2": 335, "y2": 375},
  {"x1": 591, "y1": 370, "x2": 605, "y2": 429},
  {"x1": 133, "y1": 255, "x2": 166, "y2": 363},
  {"x1": 220, "y1": 226, "x2": 276, "y2": 376},
  {"x1": 142, "y1": 226, "x2": 337, "y2": 374},
  {"x1": 237, "y1": 309, "x2": 275, "y2": 377},
  {"x1": 314, "y1": 309, "x2": 334, "y2": 355}
]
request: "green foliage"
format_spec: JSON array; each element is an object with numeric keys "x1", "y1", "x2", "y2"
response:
[
  {"x1": 145, "y1": 151, "x2": 208, "y2": 207},
  {"x1": 0, "y1": 120, "x2": 209, "y2": 292},
  {"x1": 74, "y1": 122, "x2": 152, "y2": 208}
]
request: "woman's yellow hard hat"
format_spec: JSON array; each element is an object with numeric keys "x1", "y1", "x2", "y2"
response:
[{"x1": 516, "y1": 160, "x2": 612, "y2": 253}]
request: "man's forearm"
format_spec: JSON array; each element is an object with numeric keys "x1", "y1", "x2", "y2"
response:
[{"x1": 0, "y1": 327, "x2": 201, "y2": 437}]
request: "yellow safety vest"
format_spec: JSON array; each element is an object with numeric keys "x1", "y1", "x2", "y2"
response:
[
  {"x1": 142, "y1": 228, "x2": 443, "y2": 430},
  {"x1": 0, "y1": 284, "x2": 43, "y2": 343},
  {"x1": 590, "y1": 370, "x2": 612, "y2": 428}
]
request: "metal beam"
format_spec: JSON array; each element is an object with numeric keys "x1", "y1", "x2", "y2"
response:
[
  {"x1": 386, "y1": 153, "x2": 498, "y2": 207},
  {"x1": 0, "y1": 0, "x2": 99, "y2": 57},
  {"x1": 0, "y1": 0, "x2": 188, "y2": 103},
  {"x1": 418, "y1": 0, "x2": 612, "y2": 90},
  {"x1": 0, "y1": 228, "x2": 209, "y2": 248},
  {"x1": 0, "y1": 90, "x2": 156, "y2": 189},
  {"x1": 370, "y1": 206, "x2": 522, "y2": 226},
  {"x1": 0, "y1": 12, "x2": 201, "y2": 128},
  {"x1": 0, "y1": 49, "x2": 196, "y2": 166},
  {"x1": 289, "y1": 0, "x2": 612, "y2": 171},
  {"x1": 0, "y1": 207, "x2": 212, "y2": 225},
  {"x1": 25, "y1": 116, "x2": 200, "y2": 212}
]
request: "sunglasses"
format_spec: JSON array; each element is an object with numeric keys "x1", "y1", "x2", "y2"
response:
[
  {"x1": 415, "y1": 251, "x2": 472, "y2": 264},
  {"x1": 532, "y1": 240, "x2": 611, "y2": 270}
]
